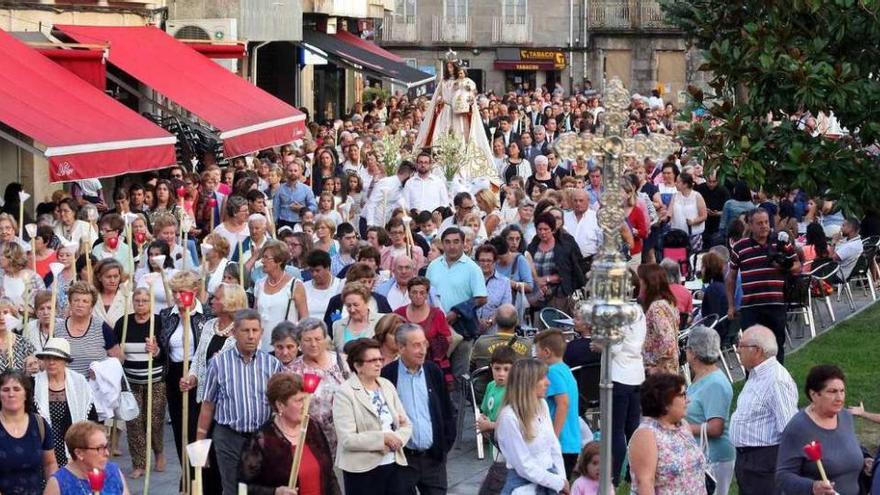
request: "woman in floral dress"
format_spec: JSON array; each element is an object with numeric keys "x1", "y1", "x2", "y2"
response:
[{"x1": 638, "y1": 263, "x2": 680, "y2": 375}]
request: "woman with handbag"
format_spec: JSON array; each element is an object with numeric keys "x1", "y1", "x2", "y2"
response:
[
  {"x1": 114, "y1": 288, "x2": 165, "y2": 478},
  {"x1": 254, "y1": 240, "x2": 308, "y2": 351},
  {"x1": 684, "y1": 326, "x2": 735, "y2": 495},
  {"x1": 629, "y1": 372, "x2": 707, "y2": 494}
]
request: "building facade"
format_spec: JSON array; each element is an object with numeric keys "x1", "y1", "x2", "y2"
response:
[{"x1": 377, "y1": 0, "x2": 704, "y2": 100}]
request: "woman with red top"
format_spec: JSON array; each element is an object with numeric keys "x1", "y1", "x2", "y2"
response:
[
  {"x1": 625, "y1": 178, "x2": 650, "y2": 266},
  {"x1": 394, "y1": 276, "x2": 454, "y2": 387},
  {"x1": 238, "y1": 373, "x2": 340, "y2": 495},
  {"x1": 33, "y1": 226, "x2": 57, "y2": 279}
]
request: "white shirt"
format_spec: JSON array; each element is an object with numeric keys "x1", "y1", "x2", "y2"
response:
[
  {"x1": 363, "y1": 176, "x2": 405, "y2": 227},
  {"x1": 563, "y1": 209, "x2": 603, "y2": 257},
  {"x1": 496, "y1": 400, "x2": 566, "y2": 492},
  {"x1": 836, "y1": 235, "x2": 863, "y2": 279},
  {"x1": 729, "y1": 357, "x2": 798, "y2": 447},
  {"x1": 169, "y1": 300, "x2": 204, "y2": 362},
  {"x1": 386, "y1": 282, "x2": 410, "y2": 310},
  {"x1": 610, "y1": 306, "x2": 646, "y2": 385},
  {"x1": 303, "y1": 277, "x2": 344, "y2": 320},
  {"x1": 403, "y1": 173, "x2": 450, "y2": 213}
]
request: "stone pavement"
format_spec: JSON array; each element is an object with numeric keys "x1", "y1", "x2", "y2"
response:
[{"x1": 116, "y1": 282, "x2": 877, "y2": 494}]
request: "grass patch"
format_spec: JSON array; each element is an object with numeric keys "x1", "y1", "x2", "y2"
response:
[{"x1": 615, "y1": 302, "x2": 880, "y2": 495}]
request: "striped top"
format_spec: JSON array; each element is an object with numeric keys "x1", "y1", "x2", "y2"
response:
[
  {"x1": 729, "y1": 357, "x2": 798, "y2": 447},
  {"x1": 53, "y1": 317, "x2": 116, "y2": 377},
  {"x1": 203, "y1": 346, "x2": 281, "y2": 434},
  {"x1": 114, "y1": 314, "x2": 164, "y2": 385},
  {"x1": 729, "y1": 237, "x2": 797, "y2": 307}
]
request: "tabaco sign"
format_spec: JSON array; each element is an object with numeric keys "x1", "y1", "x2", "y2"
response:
[{"x1": 520, "y1": 50, "x2": 567, "y2": 69}]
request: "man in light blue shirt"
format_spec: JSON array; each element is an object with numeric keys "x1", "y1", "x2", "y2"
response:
[
  {"x1": 381, "y1": 324, "x2": 455, "y2": 495},
  {"x1": 273, "y1": 160, "x2": 316, "y2": 229},
  {"x1": 426, "y1": 227, "x2": 487, "y2": 381}
]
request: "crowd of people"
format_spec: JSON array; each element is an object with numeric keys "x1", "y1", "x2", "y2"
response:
[{"x1": 0, "y1": 80, "x2": 877, "y2": 495}]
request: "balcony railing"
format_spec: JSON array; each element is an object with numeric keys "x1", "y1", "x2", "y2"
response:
[
  {"x1": 586, "y1": 0, "x2": 675, "y2": 30},
  {"x1": 431, "y1": 15, "x2": 471, "y2": 44},
  {"x1": 379, "y1": 13, "x2": 420, "y2": 43},
  {"x1": 492, "y1": 16, "x2": 533, "y2": 44}
]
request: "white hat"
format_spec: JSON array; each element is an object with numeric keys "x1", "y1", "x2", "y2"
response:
[{"x1": 35, "y1": 338, "x2": 73, "y2": 362}]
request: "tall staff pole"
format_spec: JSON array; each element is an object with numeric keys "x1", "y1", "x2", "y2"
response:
[
  {"x1": 144, "y1": 283, "x2": 156, "y2": 495},
  {"x1": 180, "y1": 290, "x2": 195, "y2": 495}
]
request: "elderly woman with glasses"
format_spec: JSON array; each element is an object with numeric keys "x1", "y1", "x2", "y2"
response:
[
  {"x1": 332, "y1": 338, "x2": 411, "y2": 494},
  {"x1": 629, "y1": 373, "x2": 708, "y2": 495},
  {"x1": 289, "y1": 318, "x2": 350, "y2": 456},
  {"x1": 685, "y1": 326, "x2": 735, "y2": 495},
  {"x1": 45, "y1": 420, "x2": 128, "y2": 495},
  {"x1": 255, "y1": 241, "x2": 308, "y2": 349}
]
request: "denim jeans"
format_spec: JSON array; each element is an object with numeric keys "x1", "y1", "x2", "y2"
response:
[{"x1": 611, "y1": 382, "x2": 641, "y2": 486}]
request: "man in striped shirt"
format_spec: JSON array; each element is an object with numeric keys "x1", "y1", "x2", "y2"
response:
[
  {"x1": 729, "y1": 325, "x2": 798, "y2": 495},
  {"x1": 197, "y1": 309, "x2": 281, "y2": 495},
  {"x1": 726, "y1": 208, "x2": 801, "y2": 364}
]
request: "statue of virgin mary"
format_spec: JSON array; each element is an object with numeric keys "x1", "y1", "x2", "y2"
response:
[{"x1": 415, "y1": 50, "x2": 497, "y2": 183}]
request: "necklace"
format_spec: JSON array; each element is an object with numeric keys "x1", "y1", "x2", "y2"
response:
[
  {"x1": 274, "y1": 416, "x2": 300, "y2": 442},
  {"x1": 215, "y1": 319, "x2": 234, "y2": 337},
  {"x1": 266, "y1": 273, "x2": 285, "y2": 288}
]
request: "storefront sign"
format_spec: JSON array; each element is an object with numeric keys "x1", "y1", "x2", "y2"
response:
[{"x1": 494, "y1": 49, "x2": 567, "y2": 71}]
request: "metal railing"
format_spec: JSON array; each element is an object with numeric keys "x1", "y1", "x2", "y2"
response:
[
  {"x1": 379, "y1": 13, "x2": 420, "y2": 42},
  {"x1": 431, "y1": 15, "x2": 472, "y2": 43},
  {"x1": 586, "y1": 0, "x2": 674, "y2": 30},
  {"x1": 491, "y1": 15, "x2": 533, "y2": 44}
]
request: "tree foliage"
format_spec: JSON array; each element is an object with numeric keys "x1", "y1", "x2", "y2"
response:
[{"x1": 661, "y1": 0, "x2": 880, "y2": 215}]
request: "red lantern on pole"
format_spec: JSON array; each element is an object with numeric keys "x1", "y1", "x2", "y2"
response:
[
  {"x1": 303, "y1": 373, "x2": 322, "y2": 394},
  {"x1": 179, "y1": 290, "x2": 195, "y2": 309},
  {"x1": 176, "y1": 186, "x2": 187, "y2": 198},
  {"x1": 134, "y1": 231, "x2": 147, "y2": 245},
  {"x1": 87, "y1": 468, "x2": 106, "y2": 494},
  {"x1": 803, "y1": 441, "x2": 829, "y2": 482},
  {"x1": 106, "y1": 236, "x2": 119, "y2": 250}
]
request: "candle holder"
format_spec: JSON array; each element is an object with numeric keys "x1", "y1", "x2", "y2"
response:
[
  {"x1": 18, "y1": 190, "x2": 30, "y2": 239},
  {"x1": 288, "y1": 373, "x2": 322, "y2": 490},
  {"x1": 47, "y1": 262, "x2": 65, "y2": 339},
  {"x1": 87, "y1": 467, "x2": 106, "y2": 494},
  {"x1": 186, "y1": 439, "x2": 213, "y2": 495}
]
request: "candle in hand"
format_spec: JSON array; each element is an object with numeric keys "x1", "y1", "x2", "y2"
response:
[
  {"x1": 87, "y1": 468, "x2": 106, "y2": 494},
  {"x1": 803, "y1": 440, "x2": 829, "y2": 482}
]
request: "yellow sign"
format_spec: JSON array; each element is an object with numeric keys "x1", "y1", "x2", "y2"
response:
[
  {"x1": 514, "y1": 64, "x2": 541, "y2": 70},
  {"x1": 520, "y1": 49, "x2": 560, "y2": 61}
]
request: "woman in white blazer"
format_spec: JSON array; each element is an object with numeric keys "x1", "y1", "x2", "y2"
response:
[{"x1": 332, "y1": 338, "x2": 412, "y2": 495}]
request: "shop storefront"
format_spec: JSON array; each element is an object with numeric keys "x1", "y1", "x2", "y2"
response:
[{"x1": 494, "y1": 48, "x2": 567, "y2": 93}]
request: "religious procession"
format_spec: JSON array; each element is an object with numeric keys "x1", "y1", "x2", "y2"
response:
[{"x1": 2, "y1": 1, "x2": 880, "y2": 495}]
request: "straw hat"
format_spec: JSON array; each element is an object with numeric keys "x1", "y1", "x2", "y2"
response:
[{"x1": 35, "y1": 338, "x2": 73, "y2": 362}]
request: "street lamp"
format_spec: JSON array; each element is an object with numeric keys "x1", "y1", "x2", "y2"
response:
[{"x1": 554, "y1": 77, "x2": 677, "y2": 493}]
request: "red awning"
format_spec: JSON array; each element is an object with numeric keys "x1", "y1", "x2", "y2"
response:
[
  {"x1": 0, "y1": 28, "x2": 176, "y2": 182},
  {"x1": 56, "y1": 25, "x2": 306, "y2": 158},
  {"x1": 183, "y1": 42, "x2": 246, "y2": 59},
  {"x1": 36, "y1": 47, "x2": 107, "y2": 91},
  {"x1": 335, "y1": 30, "x2": 404, "y2": 63}
]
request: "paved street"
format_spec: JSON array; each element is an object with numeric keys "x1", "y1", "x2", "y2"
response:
[{"x1": 117, "y1": 284, "x2": 877, "y2": 495}]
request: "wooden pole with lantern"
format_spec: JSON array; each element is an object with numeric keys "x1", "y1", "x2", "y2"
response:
[
  {"x1": 180, "y1": 289, "x2": 196, "y2": 495},
  {"x1": 288, "y1": 373, "x2": 322, "y2": 491},
  {"x1": 25, "y1": 224, "x2": 37, "y2": 274},
  {"x1": 18, "y1": 191, "x2": 29, "y2": 240}
]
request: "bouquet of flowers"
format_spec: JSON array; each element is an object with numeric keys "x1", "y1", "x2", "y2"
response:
[
  {"x1": 433, "y1": 131, "x2": 484, "y2": 182},
  {"x1": 376, "y1": 133, "x2": 406, "y2": 177}
]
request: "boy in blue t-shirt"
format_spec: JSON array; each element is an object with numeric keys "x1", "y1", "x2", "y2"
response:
[{"x1": 536, "y1": 328, "x2": 582, "y2": 479}]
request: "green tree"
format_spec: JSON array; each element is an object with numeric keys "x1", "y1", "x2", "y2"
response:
[{"x1": 662, "y1": 0, "x2": 880, "y2": 215}]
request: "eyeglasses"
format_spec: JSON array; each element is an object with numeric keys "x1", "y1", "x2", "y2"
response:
[
  {"x1": 737, "y1": 343, "x2": 759, "y2": 350},
  {"x1": 80, "y1": 444, "x2": 110, "y2": 453}
]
